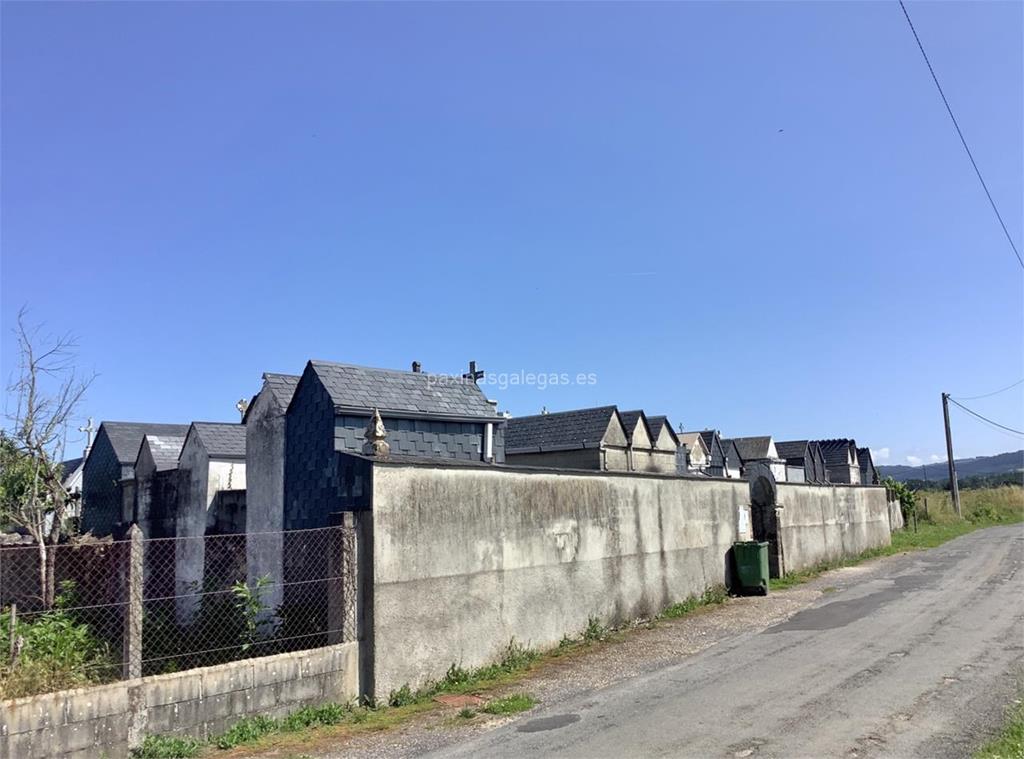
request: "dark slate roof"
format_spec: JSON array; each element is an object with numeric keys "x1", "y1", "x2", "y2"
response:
[
  {"x1": 646, "y1": 415, "x2": 679, "y2": 445},
  {"x1": 815, "y1": 439, "x2": 857, "y2": 468},
  {"x1": 506, "y1": 406, "x2": 618, "y2": 453},
  {"x1": 698, "y1": 430, "x2": 719, "y2": 451},
  {"x1": 619, "y1": 410, "x2": 647, "y2": 443},
  {"x1": 59, "y1": 457, "x2": 83, "y2": 482},
  {"x1": 190, "y1": 422, "x2": 246, "y2": 458},
  {"x1": 100, "y1": 422, "x2": 191, "y2": 464},
  {"x1": 308, "y1": 360, "x2": 499, "y2": 420},
  {"x1": 719, "y1": 438, "x2": 742, "y2": 466},
  {"x1": 729, "y1": 436, "x2": 774, "y2": 462},
  {"x1": 263, "y1": 373, "x2": 300, "y2": 409},
  {"x1": 140, "y1": 435, "x2": 186, "y2": 471},
  {"x1": 775, "y1": 440, "x2": 810, "y2": 464}
]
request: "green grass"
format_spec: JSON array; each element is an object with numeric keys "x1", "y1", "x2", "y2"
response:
[
  {"x1": 131, "y1": 735, "x2": 203, "y2": 758},
  {"x1": 771, "y1": 485, "x2": 1023, "y2": 591},
  {"x1": 481, "y1": 693, "x2": 537, "y2": 715},
  {"x1": 975, "y1": 698, "x2": 1024, "y2": 759},
  {"x1": 659, "y1": 585, "x2": 728, "y2": 619}
]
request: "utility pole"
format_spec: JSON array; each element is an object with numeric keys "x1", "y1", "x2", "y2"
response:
[{"x1": 941, "y1": 392, "x2": 962, "y2": 519}]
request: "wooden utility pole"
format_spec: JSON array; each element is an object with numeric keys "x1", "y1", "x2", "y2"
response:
[{"x1": 941, "y1": 392, "x2": 962, "y2": 519}]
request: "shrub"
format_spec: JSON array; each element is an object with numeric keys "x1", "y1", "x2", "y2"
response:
[{"x1": 0, "y1": 599, "x2": 116, "y2": 698}]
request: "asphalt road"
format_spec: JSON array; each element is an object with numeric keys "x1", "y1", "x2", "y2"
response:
[{"x1": 427, "y1": 525, "x2": 1024, "y2": 759}]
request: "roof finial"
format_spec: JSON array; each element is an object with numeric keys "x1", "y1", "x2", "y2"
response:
[{"x1": 363, "y1": 408, "x2": 391, "y2": 458}]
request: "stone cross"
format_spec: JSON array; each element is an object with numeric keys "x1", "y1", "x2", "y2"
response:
[
  {"x1": 78, "y1": 417, "x2": 94, "y2": 451},
  {"x1": 462, "y1": 360, "x2": 484, "y2": 384},
  {"x1": 364, "y1": 408, "x2": 391, "y2": 457}
]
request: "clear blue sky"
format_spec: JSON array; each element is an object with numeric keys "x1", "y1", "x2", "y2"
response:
[{"x1": 2, "y1": 1, "x2": 1021, "y2": 466}]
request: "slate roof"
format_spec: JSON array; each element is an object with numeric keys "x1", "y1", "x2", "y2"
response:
[
  {"x1": 815, "y1": 439, "x2": 858, "y2": 468},
  {"x1": 729, "y1": 436, "x2": 774, "y2": 462},
  {"x1": 308, "y1": 361, "x2": 499, "y2": 420},
  {"x1": 189, "y1": 422, "x2": 246, "y2": 458},
  {"x1": 264, "y1": 373, "x2": 300, "y2": 409},
  {"x1": 698, "y1": 430, "x2": 719, "y2": 451},
  {"x1": 100, "y1": 422, "x2": 191, "y2": 465},
  {"x1": 59, "y1": 457, "x2": 83, "y2": 482},
  {"x1": 719, "y1": 438, "x2": 743, "y2": 467},
  {"x1": 506, "y1": 406, "x2": 618, "y2": 453},
  {"x1": 857, "y1": 447, "x2": 876, "y2": 480},
  {"x1": 775, "y1": 440, "x2": 810, "y2": 464},
  {"x1": 646, "y1": 415, "x2": 679, "y2": 445},
  {"x1": 619, "y1": 410, "x2": 643, "y2": 442},
  {"x1": 140, "y1": 435, "x2": 186, "y2": 471}
]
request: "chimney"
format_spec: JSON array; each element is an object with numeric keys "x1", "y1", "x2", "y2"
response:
[{"x1": 411, "y1": 361, "x2": 421, "y2": 373}]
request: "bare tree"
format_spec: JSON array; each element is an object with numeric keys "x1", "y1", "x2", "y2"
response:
[{"x1": 2, "y1": 308, "x2": 94, "y2": 608}]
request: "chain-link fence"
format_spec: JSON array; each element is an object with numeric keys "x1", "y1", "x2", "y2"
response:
[{"x1": 0, "y1": 525, "x2": 358, "y2": 698}]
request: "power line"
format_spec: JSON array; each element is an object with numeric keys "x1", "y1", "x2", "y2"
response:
[
  {"x1": 947, "y1": 396, "x2": 1024, "y2": 436},
  {"x1": 898, "y1": 0, "x2": 1024, "y2": 270},
  {"x1": 952, "y1": 378, "x2": 1024, "y2": 401}
]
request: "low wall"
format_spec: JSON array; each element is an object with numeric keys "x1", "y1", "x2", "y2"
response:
[
  {"x1": 369, "y1": 464, "x2": 754, "y2": 695},
  {"x1": 775, "y1": 482, "x2": 891, "y2": 572},
  {"x1": 1, "y1": 642, "x2": 359, "y2": 759}
]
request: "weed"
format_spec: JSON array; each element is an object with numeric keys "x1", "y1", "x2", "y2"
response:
[
  {"x1": 215, "y1": 715, "x2": 278, "y2": 748},
  {"x1": 437, "y1": 662, "x2": 472, "y2": 689},
  {"x1": 658, "y1": 584, "x2": 728, "y2": 620},
  {"x1": 482, "y1": 693, "x2": 537, "y2": 715},
  {"x1": 130, "y1": 735, "x2": 202, "y2": 758},
  {"x1": 975, "y1": 697, "x2": 1024, "y2": 758},
  {"x1": 558, "y1": 634, "x2": 574, "y2": 649},
  {"x1": 279, "y1": 703, "x2": 348, "y2": 731},
  {"x1": 388, "y1": 683, "x2": 418, "y2": 707},
  {"x1": 457, "y1": 707, "x2": 476, "y2": 719},
  {"x1": 0, "y1": 590, "x2": 118, "y2": 698},
  {"x1": 352, "y1": 709, "x2": 369, "y2": 723},
  {"x1": 582, "y1": 617, "x2": 607, "y2": 643}
]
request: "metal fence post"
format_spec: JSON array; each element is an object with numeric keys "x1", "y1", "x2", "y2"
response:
[{"x1": 123, "y1": 525, "x2": 143, "y2": 680}]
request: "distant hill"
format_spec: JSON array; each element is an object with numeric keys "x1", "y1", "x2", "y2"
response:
[{"x1": 878, "y1": 450, "x2": 1024, "y2": 483}]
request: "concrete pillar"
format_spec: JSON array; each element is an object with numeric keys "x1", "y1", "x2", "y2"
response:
[
  {"x1": 123, "y1": 524, "x2": 143, "y2": 680},
  {"x1": 328, "y1": 512, "x2": 364, "y2": 645}
]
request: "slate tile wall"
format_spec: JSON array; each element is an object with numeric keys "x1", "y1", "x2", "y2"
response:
[
  {"x1": 81, "y1": 430, "x2": 128, "y2": 536},
  {"x1": 284, "y1": 374, "x2": 339, "y2": 531}
]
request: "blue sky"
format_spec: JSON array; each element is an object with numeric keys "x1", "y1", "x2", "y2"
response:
[{"x1": 2, "y1": 1, "x2": 1021, "y2": 466}]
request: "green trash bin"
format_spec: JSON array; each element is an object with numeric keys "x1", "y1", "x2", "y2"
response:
[{"x1": 733, "y1": 541, "x2": 770, "y2": 595}]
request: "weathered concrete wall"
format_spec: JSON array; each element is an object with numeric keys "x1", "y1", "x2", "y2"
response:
[
  {"x1": 775, "y1": 482, "x2": 890, "y2": 572},
  {"x1": 0, "y1": 642, "x2": 359, "y2": 759},
  {"x1": 369, "y1": 464, "x2": 753, "y2": 695},
  {"x1": 245, "y1": 387, "x2": 287, "y2": 615},
  {"x1": 176, "y1": 435, "x2": 210, "y2": 624}
]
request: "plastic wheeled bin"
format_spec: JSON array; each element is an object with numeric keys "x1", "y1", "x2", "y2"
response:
[{"x1": 733, "y1": 540, "x2": 769, "y2": 595}]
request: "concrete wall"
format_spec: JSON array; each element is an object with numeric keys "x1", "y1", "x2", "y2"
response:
[
  {"x1": 0, "y1": 642, "x2": 359, "y2": 759},
  {"x1": 246, "y1": 387, "x2": 287, "y2": 611},
  {"x1": 775, "y1": 482, "x2": 890, "y2": 573},
  {"x1": 368, "y1": 463, "x2": 754, "y2": 695}
]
